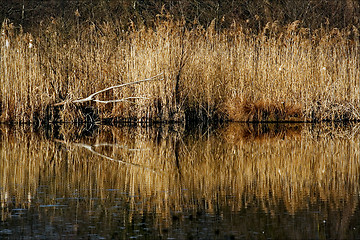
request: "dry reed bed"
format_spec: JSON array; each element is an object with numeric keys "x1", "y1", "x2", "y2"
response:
[
  {"x1": 0, "y1": 19, "x2": 359, "y2": 123},
  {"x1": 1, "y1": 124, "x2": 359, "y2": 226}
]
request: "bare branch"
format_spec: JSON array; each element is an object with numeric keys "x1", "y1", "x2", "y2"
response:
[
  {"x1": 92, "y1": 143, "x2": 150, "y2": 151},
  {"x1": 53, "y1": 73, "x2": 164, "y2": 106},
  {"x1": 92, "y1": 96, "x2": 149, "y2": 104}
]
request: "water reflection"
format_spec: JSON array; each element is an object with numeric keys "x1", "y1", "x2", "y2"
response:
[{"x1": 1, "y1": 123, "x2": 360, "y2": 239}]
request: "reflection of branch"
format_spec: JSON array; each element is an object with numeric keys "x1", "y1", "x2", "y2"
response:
[
  {"x1": 55, "y1": 140, "x2": 159, "y2": 173},
  {"x1": 53, "y1": 73, "x2": 164, "y2": 106}
]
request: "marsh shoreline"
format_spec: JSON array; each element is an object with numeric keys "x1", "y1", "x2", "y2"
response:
[{"x1": 1, "y1": 17, "x2": 359, "y2": 124}]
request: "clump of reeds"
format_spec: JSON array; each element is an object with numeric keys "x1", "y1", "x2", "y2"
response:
[
  {"x1": 225, "y1": 99, "x2": 303, "y2": 122},
  {"x1": 1, "y1": 17, "x2": 359, "y2": 123}
]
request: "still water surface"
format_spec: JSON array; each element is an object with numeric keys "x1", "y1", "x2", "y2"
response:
[{"x1": 1, "y1": 123, "x2": 360, "y2": 239}]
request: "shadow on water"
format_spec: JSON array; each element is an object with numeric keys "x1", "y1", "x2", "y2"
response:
[{"x1": 1, "y1": 122, "x2": 360, "y2": 239}]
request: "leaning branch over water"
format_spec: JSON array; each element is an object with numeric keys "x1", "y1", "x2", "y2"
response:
[{"x1": 53, "y1": 73, "x2": 164, "y2": 106}]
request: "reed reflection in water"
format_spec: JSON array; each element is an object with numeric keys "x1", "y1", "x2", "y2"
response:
[{"x1": 1, "y1": 123, "x2": 360, "y2": 239}]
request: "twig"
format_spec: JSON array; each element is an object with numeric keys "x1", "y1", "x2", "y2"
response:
[
  {"x1": 91, "y1": 142, "x2": 150, "y2": 151},
  {"x1": 91, "y1": 96, "x2": 149, "y2": 104},
  {"x1": 53, "y1": 73, "x2": 163, "y2": 106}
]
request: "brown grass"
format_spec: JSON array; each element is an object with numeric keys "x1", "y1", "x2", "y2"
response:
[
  {"x1": 2, "y1": 1, "x2": 359, "y2": 32},
  {"x1": 1, "y1": 18, "x2": 360, "y2": 123},
  {"x1": 225, "y1": 99, "x2": 303, "y2": 122}
]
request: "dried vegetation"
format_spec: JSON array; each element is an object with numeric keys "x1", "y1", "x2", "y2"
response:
[{"x1": 0, "y1": 11, "x2": 360, "y2": 123}]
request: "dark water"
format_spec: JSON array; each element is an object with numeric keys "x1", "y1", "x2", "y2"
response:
[{"x1": 1, "y1": 123, "x2": 360, "y2": 239}]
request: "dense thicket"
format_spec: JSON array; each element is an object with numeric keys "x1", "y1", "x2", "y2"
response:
[{"x1": 1, "y1": 0, "x2": 359, "y2": 31}]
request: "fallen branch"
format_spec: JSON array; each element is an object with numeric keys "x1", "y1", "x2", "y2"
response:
[
  {"x1": 53, "y1": 73, "x2": 164, "y2": 106},
  {"x1": 89, "y1": 142, "x2": 150, "y2": 152}
]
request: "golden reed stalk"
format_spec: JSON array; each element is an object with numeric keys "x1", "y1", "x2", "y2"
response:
[{"x1": 1, "y1": 19, "x2": 359, "y2": 123}]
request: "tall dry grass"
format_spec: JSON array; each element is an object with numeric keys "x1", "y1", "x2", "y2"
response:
[
  {"x1": 0, "y1": 18, "x2": 359, "y2": 123},
  {"x1": 2, "y1": 1, "x2": 359, "y2": 32}
]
